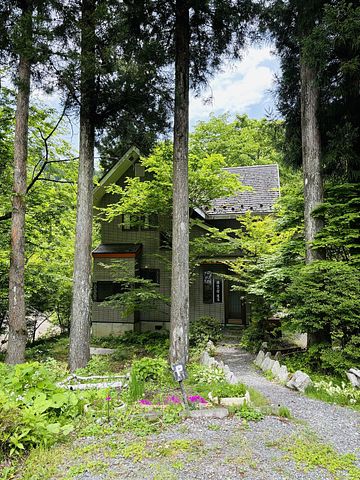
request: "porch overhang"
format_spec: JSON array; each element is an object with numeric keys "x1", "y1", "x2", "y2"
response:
[{"x1": 92, "y1": 243, "x2": 142, "y2": 259}]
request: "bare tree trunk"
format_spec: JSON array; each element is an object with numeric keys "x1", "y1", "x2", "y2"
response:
[
  {"x1": 169, "y1": 0, "x2": 190, "y2": 366},
  {"x1": 300, "y1": 56, "x2": 329, "y2": 346},
  {"x1": 300, "y1": 58, "x2": 324, "y2": 264},
  {"x1": 69, "y1": 0, "x2": 96, "y2": 371},
  {"x1": 6, "y1": 4, "x2": 32, "y2": 365}
]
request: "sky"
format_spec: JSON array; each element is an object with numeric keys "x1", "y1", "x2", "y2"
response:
[
  {"x1": 189, "y1": 44, "x2": 280, "y2": 129},
  {"x1": 26, "y1": 43, "x2": 281, "y2": 152}
]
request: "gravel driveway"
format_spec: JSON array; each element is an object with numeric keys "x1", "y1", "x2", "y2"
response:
[
  {"x1": 217, "y1": 345, "x2": 360, "y2": 460},
  {"x1": 56, "y1": 345, "x2": 360, "y2": 480}
]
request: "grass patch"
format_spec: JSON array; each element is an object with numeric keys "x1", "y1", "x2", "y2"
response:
[{"x1": 271, "y1": 432, "x2": 360, "y2": 480}]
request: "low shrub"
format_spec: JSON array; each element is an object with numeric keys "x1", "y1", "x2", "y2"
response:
[
  {"x1": 0, "y1": 362, "x2": 89, "y2": 457},
  {"x1": 189, "y1": 316, "x2": 222, "y2": 347},
  {"x1": 307, "y1": 380, "x2": 360, "y2": 408},
  {"x1": 210, "y1": 382, "x2": 247, "y2": 399},
  {"x1": 131, "y1": 357, "x2": 169, "y2": 383},
  {"x1": 235, "y1": 405, "x2": 264, "y2": 421},
  {"x1": 188, "y1": 364, "x2": 226, "y2": 385}
]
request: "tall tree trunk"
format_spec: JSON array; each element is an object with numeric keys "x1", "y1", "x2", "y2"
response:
[
  {"x1": 169, "y1": 0, "x2": 190, "y2": 366},
  {"x1": 6, "y1": 3, "x2": 32, "y2": 365},
  {"x1": 300, "y1": 58, "x2": 324, "y2": 264},
  {"x1": 300, "y1": 56, "x2": 329, "y2": 346},
  {"x1": 69, "y1": 0, "x2": 96, "y2": 371}
]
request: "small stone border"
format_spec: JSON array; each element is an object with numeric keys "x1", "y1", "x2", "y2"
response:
[
  {"x1": 254, "y1": 349, "x2": 312, "y2": 393},
  {"x1": 199, "y1": 340, "x2": 238, "y2": 385},
  {"x1": 199, "y1": 340, "x2": 251, "y2": 408}
]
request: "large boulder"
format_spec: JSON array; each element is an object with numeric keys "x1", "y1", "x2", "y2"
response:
[{"x1": 286, "y1": 370, "x2": 312, "y2": 392}]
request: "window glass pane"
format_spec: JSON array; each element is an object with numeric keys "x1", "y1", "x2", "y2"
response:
[
  {"x1": 140, "y1": 268, "x2": 160, "y2": 284},
  {"x1": 96, "y1": 281, "x2": 125, "y2": 302}
]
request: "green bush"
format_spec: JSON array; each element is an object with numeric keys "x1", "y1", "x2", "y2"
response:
[
  {"x1": 210, "y1": 382, "x2": 247, "y2": 399},
  {"x1": 189, "y1": 316, "x2": 222, "y2": 347},
  {"x1": 284, "y1": 343, "x2": 359, "y2": 378},
  {"x1": 189, "y1": 364, "x2": 226, "y2": 384},
  {"x1": 131, "y1": 357, "x2": 169, "y2": 383},
  {"x1": 0, "y1": 362, "x2": 88, "y2": 457}
]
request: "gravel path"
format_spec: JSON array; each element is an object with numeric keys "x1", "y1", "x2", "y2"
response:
[
  {"x1": 217, "y1": 345, "x2": 360, "y2": 460},
  {"x1": 53, "y1": 345, "x2": 360, "y2": 480}
]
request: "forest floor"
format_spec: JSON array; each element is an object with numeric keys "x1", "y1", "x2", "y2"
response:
[{"x1": 41, "y1": 344, "x2": 360, "y2": 480}]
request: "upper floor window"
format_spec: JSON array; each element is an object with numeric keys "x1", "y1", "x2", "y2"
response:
[
  {"x1": 139, "y1": 268, "x2": 160, "y2": 285},
  {"x1": 121, "y1": 214, "x2": 158, "y2": 231},
  {"x1": 93, "y1": 281, "x2": 126, "y2": 302}
]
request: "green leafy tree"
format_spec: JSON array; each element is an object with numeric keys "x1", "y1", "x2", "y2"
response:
[
  {"x1": 0, "y1": 89, "x2": 77, "y2": 344},
  {"x1": 190, "y1": 114, "x2": 285, "y2": 167}
]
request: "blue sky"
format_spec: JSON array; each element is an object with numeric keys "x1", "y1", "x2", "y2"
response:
[
  {"x1": 189, "y1": 45, "x2": 280, "y2": 129},
  {"x1": 29, "y1": 44, "x2": 281, "y2": 151}
]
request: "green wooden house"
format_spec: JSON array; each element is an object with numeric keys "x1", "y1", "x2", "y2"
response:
[{"x1": 92, "y1": 146, "x2": 280, "y2": 336}]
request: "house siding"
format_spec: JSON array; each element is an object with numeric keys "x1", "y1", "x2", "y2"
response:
[{"x1": 91, "y1": 154, "x2": 279, "y2": 336}]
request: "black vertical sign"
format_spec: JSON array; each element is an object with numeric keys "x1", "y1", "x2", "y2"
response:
[{"x1": 214, "y1": 279, "x2": 222, "y2": 303}]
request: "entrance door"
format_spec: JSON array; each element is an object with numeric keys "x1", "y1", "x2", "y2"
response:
[{"x1": 225, "y1": 282, "x2": 246, "y2": 325}]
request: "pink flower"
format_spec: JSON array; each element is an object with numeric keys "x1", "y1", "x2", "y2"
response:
[
  {"x1": 105, "y1": 396, "x2": 111, "y2": 401},
  {"x1": 165, "y1": 395, "x2": 181, "y2": 404},
  {"x1": 188, "y1": 395, "x2": 207, "y2": 404},
  {"x1": 139, "y1": 399, "x2": 152, "y2": 405}
]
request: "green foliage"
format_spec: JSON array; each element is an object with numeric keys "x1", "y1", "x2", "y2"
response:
[
  {"x1": 278, "y1": 433, "x2": 360, "y2": 479},
  {"x1": 0, "y1": 90, "x2": 77, "y2": 333},
  {"x1": 189, "y1": 316, "x2": 222, "y2": 347},
  {"x1": 188, "y1": 364, "x2": 226, "y2": 385},
  {"x1": 126, "y1": 371, "x2": 145, "y2": 403},
  {"x1": 97, "y1": 260, "x2": 169, "y2": 319},
  {"x1": 190, "y1": 114, "x2": 285, "y2": 168},
  {"x1": 131, "y1": 357, "x2": 169, "y2": 383},
  {"x1": 307, "y1": 380, "x2": 360, "y2": 410},
  {"x1": 235, "y1": 405, "x2": 264, "y2": 422},
  {"x1": 284, "y1": 261, "x2": 360, "y2": 349},
  {"x1": 312, "y1": 183, "x2": 360, "y2": 263},
  {"x1": 278, "y1": 406, "x2": 291, "y2": 419},
  {"x1": 103, "y1": 141, "x2": 241, "y2": 220},
  {"x1": 209, "y1": 382, "x2": 247, "y2": 399},
  {"x1": 0, "y1": 362, "x2": 86, "y2": 457}
]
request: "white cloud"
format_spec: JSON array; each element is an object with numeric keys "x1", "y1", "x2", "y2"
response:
[{"x1": 189, "y1": 45, "x2": 279, "y2": 126}]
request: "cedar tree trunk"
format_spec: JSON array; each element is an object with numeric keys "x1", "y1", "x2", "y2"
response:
[
  {"x1": 6, "y1": 4, "x2": 32, "y2": 365},
  {"x1": 169, "y1": 0, "x2": 190, "y2": 366},
  {"x1": 69, "y1": 0, "x2": 96, "y2": 371},
  {"x1": 300, "y1": 56, "x2": 329, "y2": 346}
]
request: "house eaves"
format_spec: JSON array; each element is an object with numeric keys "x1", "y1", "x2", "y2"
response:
[{"x1": 93, "y1": 146, "x2": 141, "y2": 207}]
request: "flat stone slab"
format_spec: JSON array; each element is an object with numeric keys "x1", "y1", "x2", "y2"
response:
[
  {"x1": 90, "y1": 347, "x2": 116, "y2": 355},
  {"x1": 189, "y1": 407, "x2": 229, "y2": 419}
]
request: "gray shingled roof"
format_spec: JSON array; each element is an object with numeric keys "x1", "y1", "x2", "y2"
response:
[{"x1": 204, "y1": 164, "x2": 280, "y2": 218}]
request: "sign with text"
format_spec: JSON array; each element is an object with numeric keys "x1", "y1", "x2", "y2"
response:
[
  {"x1": 214, "y1": 279, "x2": 223, "y2": 303},
  {"x1": 171, "y1": 363, "x2": 187, "y2": 382}
]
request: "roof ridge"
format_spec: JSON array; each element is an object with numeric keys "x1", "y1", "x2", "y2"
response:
[{"x1": 223, "y1": 164, "x2": 279, "y2": 170}]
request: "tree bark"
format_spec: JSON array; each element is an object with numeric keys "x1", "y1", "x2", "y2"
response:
[
  {"x1": 69, "y1": 0, "x2": 96, "y2": 371},
  {"x1": 169, "y1": 0, "x2": 190, "y2": 366},
  {"x1": 6, "y1": 4, "x2": 32, "y2": 365},
  {"x1": 300, "y1": 56, "x2": 329, "y2": 346},
  {"x1": 300, "y1": 58, "x2": 324, "y2": 264}
]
